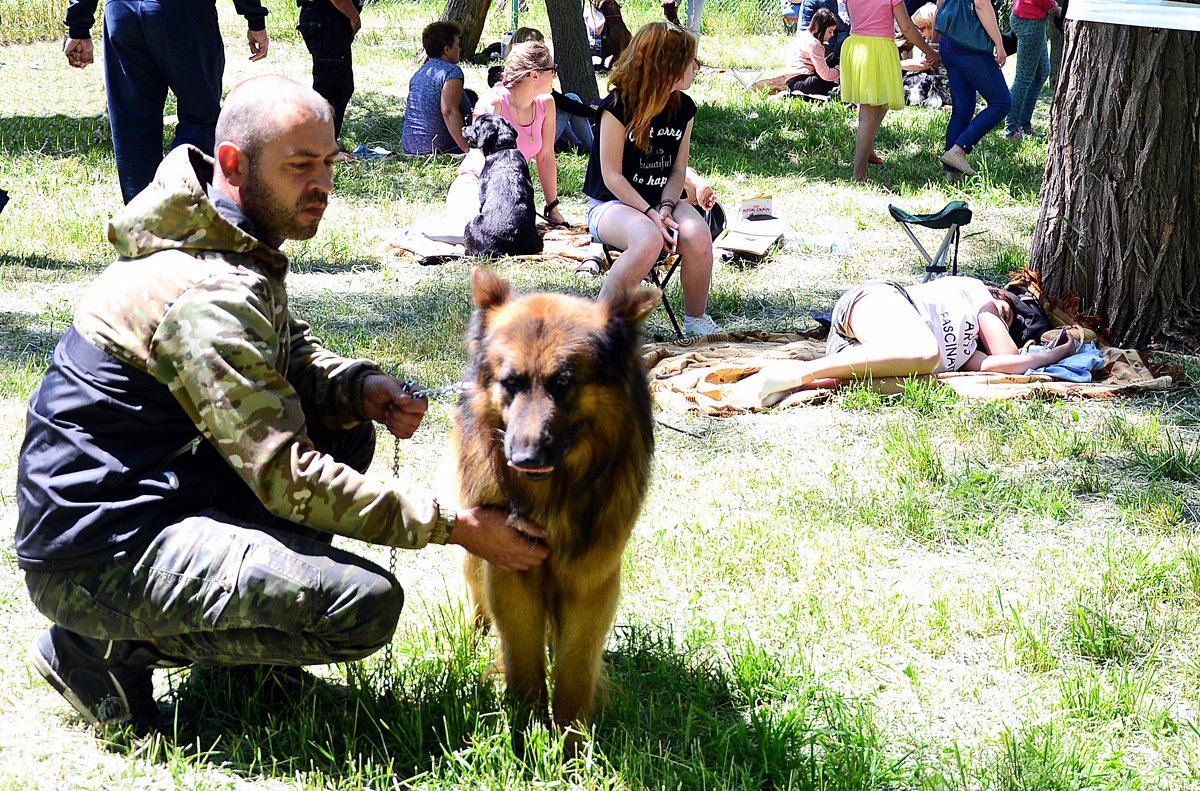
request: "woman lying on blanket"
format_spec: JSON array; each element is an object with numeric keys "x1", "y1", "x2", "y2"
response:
[{"x1": 730, "y1": 276, "x2": 1076, "y2": 407}]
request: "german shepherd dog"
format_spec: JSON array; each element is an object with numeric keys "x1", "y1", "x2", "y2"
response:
[{"x1": 454, "y1": 268, "x2": 658, "y2": 751}]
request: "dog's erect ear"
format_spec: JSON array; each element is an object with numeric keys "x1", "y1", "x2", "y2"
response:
[
  {"x1": 471, "y1": 267, "x2": 513, "y2": 310},
  {"x1": 603, "y1": 284, "x2": 661, "y2": 325}
]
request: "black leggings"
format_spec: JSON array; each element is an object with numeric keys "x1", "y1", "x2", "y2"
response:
[{"x1": 787, "y1": 73, "x2": 837, "y2": 97}]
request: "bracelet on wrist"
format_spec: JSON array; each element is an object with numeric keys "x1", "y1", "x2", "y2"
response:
[{"x1": 643, "y1": 205, "x2": 656, "y2": 216}]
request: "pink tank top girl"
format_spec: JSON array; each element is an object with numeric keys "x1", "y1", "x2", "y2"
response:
[{"x1": 495, "y1": 87, "x2": 547, "y2": 161}]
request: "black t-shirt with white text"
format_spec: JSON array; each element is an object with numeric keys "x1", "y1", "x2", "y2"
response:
[{"x1": 583, "y1": 91, "x2": 697, "y2": 209}]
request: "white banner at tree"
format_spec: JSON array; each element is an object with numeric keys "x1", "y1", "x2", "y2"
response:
[{"x1": 1068, "y1": 0, "x2": 1200, "y2": 31}]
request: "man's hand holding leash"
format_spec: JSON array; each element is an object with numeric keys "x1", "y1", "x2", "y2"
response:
[{"x1": 361, "y1": 374, "x2": 427, "y2": 439}]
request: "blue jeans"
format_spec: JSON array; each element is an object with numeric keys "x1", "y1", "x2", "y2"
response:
[
  {"x1": 103, "y1": 0, "x2": 225, "y2": 203},
  {"x1": 940, "y1": 36, "x2": 1011, "y2": 164},
  {"x1": 555, "y1": 92, "x2": 595, "y2": 151},
  {"x1": 685, "y1": 0, "x2": 706, "y2": 35},
  {"x1": 1005, "y1": 14, "x2": 1050, "y2": 135}
]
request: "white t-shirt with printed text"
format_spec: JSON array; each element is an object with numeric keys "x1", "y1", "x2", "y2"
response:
[{"x1": 904, "y1": 276, "x2": 993, "y2": 373}]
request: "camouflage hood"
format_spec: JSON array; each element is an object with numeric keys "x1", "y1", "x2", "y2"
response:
[{"x1": 105, "y1": 145, "x2": 289, "y2": 280}]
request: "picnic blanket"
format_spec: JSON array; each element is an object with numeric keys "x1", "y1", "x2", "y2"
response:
[
  {"x1": 641, "y1": 330, "x2": 1175, "y2": 416},
  {"x1": 382, "y1": 225, "x2": 595, "y2": 270}
]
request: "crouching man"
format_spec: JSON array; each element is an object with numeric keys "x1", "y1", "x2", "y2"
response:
[{"x1": 16, "y1": 76, "x2": 547, "y2": 735}]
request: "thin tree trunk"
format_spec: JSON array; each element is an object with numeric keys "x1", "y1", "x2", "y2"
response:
[
  {"x1": 1030, "y1": 21, "x2": 1200, "y2": 350},
  {"x1": 441, "y1": 0, "x2": 493, "y2": 62},
  {"x1": 544, "y1": 0, "x2": 599, "y2": 102}
]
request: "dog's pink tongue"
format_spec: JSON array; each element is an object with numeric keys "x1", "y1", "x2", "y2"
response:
[{"x1": 508, "y1": 461, "x2": 554, "y2": 475}]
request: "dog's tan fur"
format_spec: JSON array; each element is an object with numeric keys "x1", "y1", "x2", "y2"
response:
[{"x1": 453, "y1": 268, "x2": 658, "y2": 743}]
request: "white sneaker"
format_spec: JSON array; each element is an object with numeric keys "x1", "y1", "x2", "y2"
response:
[{"x1": 683, "y1": 313, "x2": 722, "y2": 338}]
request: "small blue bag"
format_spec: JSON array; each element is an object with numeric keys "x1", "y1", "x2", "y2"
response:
[{"x1": 935, "y1": 0, "x2": 993, "y2": 53}]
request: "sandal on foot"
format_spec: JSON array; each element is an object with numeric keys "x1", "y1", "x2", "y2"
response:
[{"x1": 539, "y1": 198, "x2": 573, "y2": 229}]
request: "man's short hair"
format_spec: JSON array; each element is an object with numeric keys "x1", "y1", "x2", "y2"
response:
[
  {"x1": 423, "y1": 20, "x2": 463, "y2": 59},
  {"x1": 215, "y1": 76, "x2": 333, "y2": 163}
]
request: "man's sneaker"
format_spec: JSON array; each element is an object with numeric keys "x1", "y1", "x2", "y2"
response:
[
  {"x1": 683, "y1": 313, "x2": 723, "y2": 339},
  {"x1": 30, "y1": 626, "x2": 159, "y2": 730},
  {"x1": 1002, "y1": 129, "x2": 1023, "y2": 142}
]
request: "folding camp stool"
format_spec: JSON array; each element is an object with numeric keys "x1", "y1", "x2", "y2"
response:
[
  {"x1": 730, "y1": 68, "x2": 768, "y2": 91},
  {"x1": 887, "y1": 200, "x2": 972, "y2": 282},
  {"x1": 588, "y1": 237, "x2": 683, "y2": 339}
]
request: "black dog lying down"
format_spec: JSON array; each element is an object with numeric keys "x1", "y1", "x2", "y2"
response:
[{"x1": 463, "y1": 114, "x2": 542, "y2": 257}]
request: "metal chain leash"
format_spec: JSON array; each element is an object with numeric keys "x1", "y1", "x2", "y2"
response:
[
  {"x1": 403, "y1": 380, "x2": 467, "y2": 400},
  {"x1": 385, "y1": 434, "x2": 400, "y2": 678},
  {"x1": 381, "y1": 378, "x2": 465, "y2": 678}
]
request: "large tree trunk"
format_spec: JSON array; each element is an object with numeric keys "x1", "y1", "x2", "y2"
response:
[
  {"x1": 1030, "y1": 21, "x2": 1200, "y2": 350},
  {"x1": 545, "y1": 0, "x2": 599, "y2": 101},
  {"x1": 441, "y1": 0, "x2": 493, "y2": 61}
]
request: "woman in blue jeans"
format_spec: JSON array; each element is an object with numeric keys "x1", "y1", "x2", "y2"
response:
[
  {"x1": 1004, "y1": 0, "x2": 1062, "y2": 140},
  {"x1": 933, "y1": 0, "x2": 1010, "y2": 181}
]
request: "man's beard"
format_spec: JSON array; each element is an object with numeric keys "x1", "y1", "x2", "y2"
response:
[{"x1": 241, "y1": 167, "x2": 326, "y2": 244}]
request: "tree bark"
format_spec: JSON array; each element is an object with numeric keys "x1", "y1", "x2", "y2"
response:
[
  {"x1": 1030, "y1": 21, "x2": 1200, "y2": 350},
  {"x1": 441, "y1": 0, "x2": 493, "y2": 62},
  {"x1": 544, "y1": 0, "x2": 600, "y2": 101}
]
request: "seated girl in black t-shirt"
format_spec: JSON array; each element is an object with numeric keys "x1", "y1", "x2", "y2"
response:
[{"x1": 582, "y1": 21, "x2": 721, "y2": 339}]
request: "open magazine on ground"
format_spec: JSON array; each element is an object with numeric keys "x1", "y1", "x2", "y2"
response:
[{"x1": 713, "y1": 215, "x2": 787, "y2": 258}]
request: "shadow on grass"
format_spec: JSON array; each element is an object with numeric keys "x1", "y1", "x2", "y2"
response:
[
  {"x1": 290, "y1": 258, "x2": 829, "y2": 352},
  {"x1": 320, "y1": 85, "x2": 1044, "y2": 206},
  {"x1": 0, "y1": 114, "x2": 112, "y2": 158},
  {"x1": 331, "y1": 89, "x2": 464, "y2": 204},
  {"x1": 156, "y1": 625, "x2": 904, "y2": 789},
  {"x1": 595, "y1": 627, "x2": 903, "y2": 789},
  {"x1": 690, "y1": 91, "x2": 1045, "y2": 197},
  {"x1": 0, "y1": 251, "x2": 105, "y2": 274},
  {"x1": 0, "y1": 309, "x2": 63, "y2": 363}
]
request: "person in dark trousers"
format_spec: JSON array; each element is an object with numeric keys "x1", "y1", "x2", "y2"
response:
[
  {"x1": 63, "y1": 0, "x2": 270, "y2": 204},
  {"x1": 297, "y1": 0, "x2": 361, "y2": 140}
]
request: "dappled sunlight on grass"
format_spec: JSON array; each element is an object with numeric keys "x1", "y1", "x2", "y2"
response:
[{"x1": 3, "y1": 3, "x2": 1200, "y2": 789}]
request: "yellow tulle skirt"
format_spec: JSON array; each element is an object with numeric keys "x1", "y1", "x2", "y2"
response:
[{"x1": 840, "y1": 34, "x2": 904, "y2": 110}]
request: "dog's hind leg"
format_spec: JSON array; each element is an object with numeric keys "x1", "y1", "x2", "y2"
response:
[{"x1": 463, "y1": 552, "x2": 490, "y2": 632}]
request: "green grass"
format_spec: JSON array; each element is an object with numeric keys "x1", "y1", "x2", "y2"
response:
[{"x1": 4, "y1": 4, "x2": 1200, "y2": 790}]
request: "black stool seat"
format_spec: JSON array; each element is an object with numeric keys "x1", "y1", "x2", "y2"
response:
[{"x1": 888, "y1": 201, "x2": 972, "y2": 230}]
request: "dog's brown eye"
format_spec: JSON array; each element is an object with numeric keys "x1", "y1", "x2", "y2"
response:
[
  {"x1": 500, "y1": 375, "x2": 522, "y2": 395},
  {"x1": 546, "y1": 371, "x2": 572, "y2": 398}
]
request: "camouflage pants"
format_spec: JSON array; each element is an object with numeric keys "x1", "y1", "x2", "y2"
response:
[{"x1": 24, "y1": 423, "x2": 404, "y2": 666}]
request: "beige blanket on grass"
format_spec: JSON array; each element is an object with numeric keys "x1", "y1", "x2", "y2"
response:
[
  {"x1": 382, "y1": 226, "x2": 595, "y2": 269},
  {"x1": 642, "y1": 330, "x2": 1175, "y2": 416}
]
